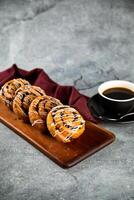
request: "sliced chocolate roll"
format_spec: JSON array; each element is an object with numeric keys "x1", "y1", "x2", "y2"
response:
[
  {"x1": 47, "y1": 105, "x2": 85, "y2": 143},
  {"x1": 13, "y1": 85, "x2": 46, "y2": 121},
  {"x1": 0, "y1": 78, "x2": 30, "y2": 109},
  {"x1": 29, "y1": 95, "x2": 63, "y2": 130}
]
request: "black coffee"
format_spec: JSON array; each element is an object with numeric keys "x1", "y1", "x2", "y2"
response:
[{"x1": 103, "y1": 87, "x2": 134, "y2": 100}]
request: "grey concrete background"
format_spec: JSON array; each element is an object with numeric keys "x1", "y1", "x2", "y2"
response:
[{"x1": 0, "y1": 0, "x2": 134, "y2": 199}]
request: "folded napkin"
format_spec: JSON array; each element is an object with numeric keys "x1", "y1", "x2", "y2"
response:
[{"x1": 0, "y1": 64, "x2": 97, "y2": 123}]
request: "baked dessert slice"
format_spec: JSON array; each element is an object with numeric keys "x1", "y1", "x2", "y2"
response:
[
  {"x1": 29, "y1": 95, "x2": 63, "y2": 131},
  {"x1": 0, "y1": 78, "x2": 30, "y2": 109},
  {"x1": 47, "y1": 105, "x2": 85, "y2": 143},
  {"x1": 13, "y1": 85, "x2": 46, "y2": 121}
]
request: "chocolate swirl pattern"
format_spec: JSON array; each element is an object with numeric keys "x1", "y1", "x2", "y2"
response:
[
  {"x1": 13, "y1": 85, "x2": 46, "y2": 121},
  {"x1": 47, "y1": 105, "x2": 85, "y2": 143},
  {"x1": 29, "y1": 96, "x2": 63, "y2": 130},
  {"x1": 0, "y1": 78, "x2": 30, "y2": 109}
]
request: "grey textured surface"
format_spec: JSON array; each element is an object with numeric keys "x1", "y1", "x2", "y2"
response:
[{"x1": 0, "y1": 0, "x2": 134, "y2": 199}]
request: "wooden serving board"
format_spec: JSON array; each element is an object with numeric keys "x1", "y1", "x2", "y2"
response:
[{"x1": 0, "y1": 101, "x2": 115, "y2": 168}]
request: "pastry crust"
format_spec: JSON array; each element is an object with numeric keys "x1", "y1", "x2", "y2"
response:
[
  {"x1": 29, "y1": 95, "x2": 62, "y2": 130},
  {"x1": 13, "y1": 85, "x2": 46, "y2": 121},
  {"x1": 47, "y1": 105, "x2": 85, "y2": 143},
  {"x1": 0, "y1": 78, "x2": 30, "y2": 109}
]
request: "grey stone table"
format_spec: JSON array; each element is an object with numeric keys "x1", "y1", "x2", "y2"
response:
[{"x1": 0, "y1": 0, "x2": 134, "y2": 199}]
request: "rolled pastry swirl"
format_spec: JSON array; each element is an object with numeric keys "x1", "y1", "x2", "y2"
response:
[
  {"x1": 47, "y1": 105, "x2": 85, "y2": 143},
  {"x1": 13, "y1": 85, "x2": 46, "y2": 121},
  {"x1": 0, "y1": 78, "x2": 30, "y2": 109},
  {"x1": 29, "y1": 96, "x2": 63, "y2": 130}
]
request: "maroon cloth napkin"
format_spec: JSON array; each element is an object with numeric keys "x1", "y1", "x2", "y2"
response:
[{"x1": 0, "y1": 64, "x2": 97, "y2": 123}]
